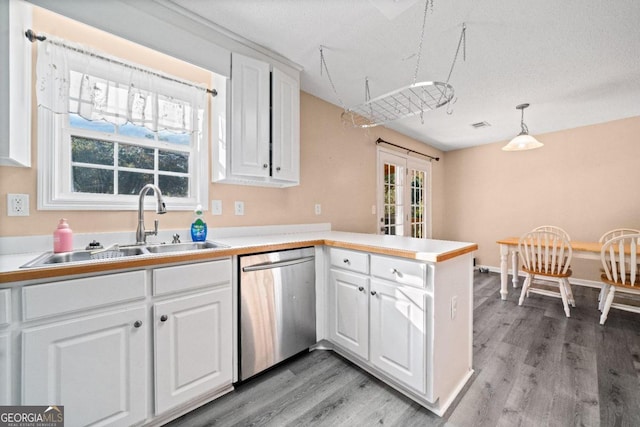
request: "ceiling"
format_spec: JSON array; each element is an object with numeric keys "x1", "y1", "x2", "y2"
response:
[{"x1": 169, "y1": 0, "x2": 640, "y2": 151}]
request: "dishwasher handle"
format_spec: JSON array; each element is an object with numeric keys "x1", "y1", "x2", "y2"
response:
[{"x1": 242, "y1": 256, "x2": 314, "y2": 272}]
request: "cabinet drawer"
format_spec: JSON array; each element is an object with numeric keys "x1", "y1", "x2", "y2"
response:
[
  {"x1": 329, "y1": 248, "x2": 369, "y2": 274},
  {"x1": 370, "y1": 255, "x2": 426, "y2": 288},
  {"x1": 22, "y1": 271, "x2": 146, "y2": 321},
  {"x1": 153, "y1": 259, "x2": 231, "y2": 296},
  {"x1": 0, "y1": 289, "x2": 9, "y2": 327}
]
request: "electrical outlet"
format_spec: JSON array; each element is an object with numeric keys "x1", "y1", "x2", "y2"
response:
[
  {"x1": 314, "y1": 204, "x2": 321, "y2": 215},
  {"x1": 234, "y1": 201, "x2": 244, "y2": 216},
  {"x1": 211, "y1": 200, "x2": 222, "y2": 215},
  {"x1": 7, "y1": 193, "x2": 29, "y2": 216}
]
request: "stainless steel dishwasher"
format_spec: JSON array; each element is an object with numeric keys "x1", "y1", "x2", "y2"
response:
[{"x1": 239, "y1": 247, "x2": 316, "y2": 381}]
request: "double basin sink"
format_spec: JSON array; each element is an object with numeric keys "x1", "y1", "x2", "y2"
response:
[{"x1": 21, "y1": 241, "x2": 229, "y2": 268}]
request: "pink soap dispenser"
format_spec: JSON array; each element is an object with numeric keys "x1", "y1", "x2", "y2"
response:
[{"x1": 53, "y1": 218, "x2": 73, "y2": 253}]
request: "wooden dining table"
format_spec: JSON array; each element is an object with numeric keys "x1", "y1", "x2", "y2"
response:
[{"x1": 496, "y1": 237, "x2": 603, "y2": 300}]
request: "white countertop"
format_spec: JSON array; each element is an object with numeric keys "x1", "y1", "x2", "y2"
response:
[{"x1": 0, "y1": 230, "x2": 477, "y2": 283}]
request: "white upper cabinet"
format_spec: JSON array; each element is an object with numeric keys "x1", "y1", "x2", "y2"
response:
[
  {"x1": 272, "y1": 68, "x2": 300, "y2": 182},
  {"x1": 0, "y1": 0, "x2": 32, "y2": 167},
  {"x1": 215, "y1": 52, "x2": 300, "y2": 187},
  {"x1": 231, "y1": 53, "x2": 271, "y2": 178}
]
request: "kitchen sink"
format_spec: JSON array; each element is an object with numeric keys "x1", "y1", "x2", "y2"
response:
[
  {"x1": 144, "y1": 241, "x2": 229, "y2": 253},
  {"x1": 20, "y1": 245, "x2": 150, "y2": 268},
  {"x1": 20, "y1": 241, "x2": 228, "y2": 268}
]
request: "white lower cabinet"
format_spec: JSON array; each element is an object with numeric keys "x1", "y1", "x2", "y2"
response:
[
  {"x1": 328, "y1": 269, "x2": 369, "y2": 359},
  {"x1": 154, "y1": 287, "x2": 232, "y2": 414},
  {"x1": 15, "y1": 258, "x2": 233, "y2": 426},
  {"x1": 327, "y1": 249, "x2": 429, "y2": 397},
  {"x1": 326, "y1": 247, "x2": 473, "y2": 416},
  {"x1": 0, "y1": 288, "x2": 10, "y2": 405},
  {"x1": 22, "y1": 305, "x2": 148, "y2": 427},
  {"x1": 370, "y1": 279, "x2": 426, "y2": 394},
  {"x1": 328, "y1": 268, "x2": 427, "y2": 395},
  {"x1": 0, "y1": 333, "x2": 9, "y2": 405}
]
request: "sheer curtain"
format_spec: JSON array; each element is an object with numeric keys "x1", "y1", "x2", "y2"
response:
[{"x1": 35, "y1": 34, "x2": 207, "y2": 135}]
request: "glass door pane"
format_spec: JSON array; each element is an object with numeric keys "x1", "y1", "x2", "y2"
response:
[
  {"x1": 409, "y1": 168, "x2": 425, "y2": 238},
  {"x1": 379, "y1": 152, "x2": 404, "y2": 236}
]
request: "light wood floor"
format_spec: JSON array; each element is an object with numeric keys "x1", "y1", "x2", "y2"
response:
[{"x1": 166, "y1": 272, "x2": 640, "y2": 426}]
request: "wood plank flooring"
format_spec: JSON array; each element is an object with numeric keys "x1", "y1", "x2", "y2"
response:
[{"x1": 166, "y1": 272, "x2": 640, "y2": 427}]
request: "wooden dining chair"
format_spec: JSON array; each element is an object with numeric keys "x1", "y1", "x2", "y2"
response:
[
  {"x1": 599, "y1": 233, "x2": 640, "y2": 325},
  {"x1": 518, "y1": 230, "x2": 574, "y2": 317},
  {"x1": 597, "y1": 228, "x2": 640, "y2": 310}
]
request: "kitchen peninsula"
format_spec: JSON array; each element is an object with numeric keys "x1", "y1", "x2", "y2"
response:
[{"x1": 0, "y1": 228, "x2": 476, "y2": 424}]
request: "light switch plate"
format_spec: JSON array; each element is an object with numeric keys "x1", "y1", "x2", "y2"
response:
[
  {"x1": 211, "y1": 200, "x2": 222, "y2": 215},
  {"x1": 314, "y1": 204, "x2": 321, "y2": 215},
  {"x1": 451, "y1": 295, "x2": 458, "y2": 320},
  {"x1": 7, "y1": 193, "x2": 29, "y2": 216}
]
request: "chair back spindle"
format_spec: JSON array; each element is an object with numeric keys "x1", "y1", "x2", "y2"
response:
[{"x1": 602, "y1": 234, "x2": 639, "y2": 287}]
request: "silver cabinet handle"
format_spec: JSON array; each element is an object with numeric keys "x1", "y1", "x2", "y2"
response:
[
  {"x1": 276, "y1": 166, "x2": 281, "y2": 172},
  {"x1": 370, "y1": 291, "x2": 377, "y2": 296},
  {"x1": 160, "y1": 315, "x2": 168, "y2": 322},
  {"x1": 134, "y1": 320, "x2": 143, "y2": 328},
  {"x1": 358, "y1": 286, "x2": 365, "y2": 292},
  {"x1": 343, "y1": 258, "x2": 350, "y2": 265},
  {"x1": 263, "y1": 163, "x2": 269, "y2": 169},
  {"x1": 391, "y1": 268, "x2": 399, "y2": 275}
]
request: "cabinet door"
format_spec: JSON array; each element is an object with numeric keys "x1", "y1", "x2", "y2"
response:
[
  {"x1": 231, "y1": 52, "x2": 270, "y2": 178},
  {"x1": 271, "y1": 67, "x2": 300, "y2": 183},
  {"x1": 0, "y1": 333, "x2": 9, "y2": 405},
  {"x1": 370, "y1": 279, "x2": 426, "y2": 394},
  {"x1": 328, "y1": 269, "x2": 369, "y2": 359},
  {"x1": 22, "y1": 306, "x2": 147, "y2": 427},
  {"x1": 154, "y1": 287, "x2": 232, "y2": 414}
]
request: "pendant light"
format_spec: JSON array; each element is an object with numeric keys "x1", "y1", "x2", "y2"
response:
[{"x1": 502, "y1": 103, "x2": 543, "y2": 151}]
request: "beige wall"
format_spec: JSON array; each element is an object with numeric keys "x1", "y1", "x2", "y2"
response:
[
  {"x1": 0, "y1": 6, "x2": 445, "y2": 238},
  {"x1": 443, "y1": 115, "x2": 640, "y2": 279}
]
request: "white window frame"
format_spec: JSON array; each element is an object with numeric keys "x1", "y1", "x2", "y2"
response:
[
  {"x1": 376, "y1": 147, "x2": 432, "y2": 238},
  {"x1": 37, "y1": 45, "x2": 209, "y2": 211}
]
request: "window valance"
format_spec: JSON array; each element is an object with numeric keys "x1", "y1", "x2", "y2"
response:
[{"x1": 35, "y1": 34, "x2": 207, "y2": 135}]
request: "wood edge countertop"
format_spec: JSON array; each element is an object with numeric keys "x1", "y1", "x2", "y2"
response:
[
  {"x1": 1, "y1": 234, "x2": 478, "y2": 285},
  {"x1": 497, "y1": 237, "x2": 603, "y2": 253}
]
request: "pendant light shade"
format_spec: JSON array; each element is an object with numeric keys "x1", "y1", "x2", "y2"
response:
[{"x1": 502, "y1": 103, "x2": 543, "y2": 151}]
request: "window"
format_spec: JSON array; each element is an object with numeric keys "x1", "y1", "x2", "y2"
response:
[
  {"x1": 36, "y1": 33, "x2": 211, "y2": 211},
  {"x1": 377, "y1": 148, "x2": 431, "y2": 238}
]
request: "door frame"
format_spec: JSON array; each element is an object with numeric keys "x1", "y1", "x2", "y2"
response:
[{"x1": 376, "y1": 147, "x2": 432, "y2": 238}]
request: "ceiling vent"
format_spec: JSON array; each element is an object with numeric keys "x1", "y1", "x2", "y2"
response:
[{"x1": 470, "y1": 121, "x2": 491, "y2": 129}]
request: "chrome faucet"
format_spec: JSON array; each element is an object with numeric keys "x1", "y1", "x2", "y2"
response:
[{"x1": 136, "y1": 184, "x2": 167, "y2": 244}]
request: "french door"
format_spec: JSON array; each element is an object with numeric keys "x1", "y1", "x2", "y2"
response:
[{"x1": 377, "y1": 149, "x2": 431, "y2": 238}]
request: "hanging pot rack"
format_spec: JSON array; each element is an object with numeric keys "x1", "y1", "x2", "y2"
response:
[
  {"x1": 319, "y1": 0, "x2": 466, "y2": 129},
  {"x1": 341, "y1": 81, "x2": 454, "y2": 128}
]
